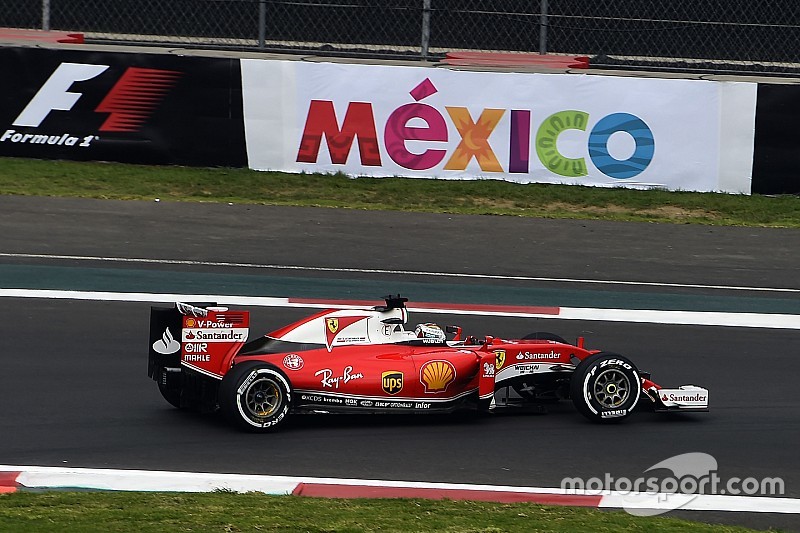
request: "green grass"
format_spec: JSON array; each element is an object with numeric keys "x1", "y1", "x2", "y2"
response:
[
  {"x1": 0, "y1": 492, "x2": 764, "y2": 532},
  {"x1": 1, "y1": 157, "x2": 798, "y2": 227}
]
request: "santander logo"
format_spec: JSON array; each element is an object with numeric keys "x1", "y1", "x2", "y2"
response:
[{"x1": 152, "y1": 328, "x2": 180, "y2": 355}]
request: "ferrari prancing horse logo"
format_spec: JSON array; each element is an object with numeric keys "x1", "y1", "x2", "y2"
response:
[
  {"x1": 326, "y1": 318, "x2": 339, "y2": 334},
  {"x1": 494, "y1": 350, "x2": 506, "y2": 370},
  {"x1": 323, "y1": 315, "x2": 368, "y2": 352}
]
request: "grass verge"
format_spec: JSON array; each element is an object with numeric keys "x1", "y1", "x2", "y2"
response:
[
  {"x1": 0, "y1": 492, "x2": 762, "y2": 532},
  {"x1": 0, "y1": 157, "x2": 798, "y2": 227}
]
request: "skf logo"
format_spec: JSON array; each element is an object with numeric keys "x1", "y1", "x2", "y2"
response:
[
  {"x1": 12, "y1": 62, "x2": 181, "y2": 133},
  {"x1": 326, "y1": 318, "x2": 339, "y2": 334},
  {"x1": 494, "y1": 350, "x2": 506, "y2": 370},
  {"x1": 382, "y1": 371, "x2": 403, "y2": 395}
]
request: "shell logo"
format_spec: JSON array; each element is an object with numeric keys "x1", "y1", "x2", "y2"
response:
[
  {"x1": 185, "y1": 318, "x2": 196, "y2": 328},
  {"x1": 420, "y1": 360, "x2": 456, "y2": 393}
]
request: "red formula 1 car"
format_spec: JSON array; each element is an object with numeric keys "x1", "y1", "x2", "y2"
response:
[{"x1": 148, "y1": 295, "x2": 708, "y2": 432}]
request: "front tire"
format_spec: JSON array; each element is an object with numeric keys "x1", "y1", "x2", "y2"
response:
[
  {"x1": 570, "y1": 352, "x2": 640, "y2": 423},
  {"x1": 219, "y1": 362, "x2": 291, "y2": 432}
]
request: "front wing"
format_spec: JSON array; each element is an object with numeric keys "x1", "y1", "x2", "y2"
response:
[{"x1": 645, "y1": 384, "x2": 709, "y2": 412}]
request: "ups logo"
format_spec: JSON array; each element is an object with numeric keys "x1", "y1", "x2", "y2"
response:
[{"x1": 381, "y1": 371, "x2": 403, "y2": 395}]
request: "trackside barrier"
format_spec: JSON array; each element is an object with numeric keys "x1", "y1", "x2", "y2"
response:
[
  {"x1": 0, "y1": 45, "x2": 247, "y2": 167},
  {"x1": 0, "y1": 43, "x2": 798, "y2": 193},
  {"x1": 242, "y1": 59, "x2": 756, "y2": 193}
]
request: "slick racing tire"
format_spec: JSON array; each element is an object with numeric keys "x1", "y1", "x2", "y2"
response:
[
  {"x1": 521, "y1": 332, "x2": 568, "y2": 344},
  {"x1": 157, "y1": 378, "x2": 182, "y2": 409},
  {"x1": 513, "y1": 332, "x2": 569, "y2": 401},
  {"x1": 570, "y1": 352, "x2": 640, "y2": 423},
  {"x1": 219, "y1": 362, "x2": 291, "y2": 432}
]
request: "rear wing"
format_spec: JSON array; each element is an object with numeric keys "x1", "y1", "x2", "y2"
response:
[{"x1": 148, "y1": 302, "x2": 250, "y2": 380}]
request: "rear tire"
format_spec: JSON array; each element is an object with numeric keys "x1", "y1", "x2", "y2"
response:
[
  {"x1": 219, "y1": 362, "x2": 291, "y2": 432},
  {"x1": 521, "y1": 332, "x2": 568, "y2": 343},
  {"x1": 570, "y1": 352, "x2": 640, "y2": 423},
  {"x1": 157, "y1": 369, "x2": 182, "y2": 408}
]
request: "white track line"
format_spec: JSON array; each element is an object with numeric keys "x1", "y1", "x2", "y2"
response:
[
  {"x1": 0, "y1": 289, "x2": 798, "y2": 329},
  {"x1": 1, "y1": 252, "x2": 797, "y2": 293},
  {"x1": 558, "y1": 307, "x2": 800, "y2": 329}
]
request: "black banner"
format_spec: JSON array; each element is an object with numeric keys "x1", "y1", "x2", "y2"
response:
[
  {"x1": 0, "y1": 46, "x2": 247, "y2": 167},
  {"x1": 753, "y1": 84, "x2": 800, "y2": 195}
]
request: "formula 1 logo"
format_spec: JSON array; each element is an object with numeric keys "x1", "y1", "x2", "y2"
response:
[{"x1": 3, "y1": 62, "x2": 181, "y2": 148}]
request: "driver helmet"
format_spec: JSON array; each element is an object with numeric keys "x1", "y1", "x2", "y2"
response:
[{"x1": 415, "y1": 323, "x2": 446, "y2": 342}]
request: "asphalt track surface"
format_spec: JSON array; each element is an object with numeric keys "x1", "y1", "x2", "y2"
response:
[{"x1": 1, "y1": 195, "x2": 799, "y2": 531}]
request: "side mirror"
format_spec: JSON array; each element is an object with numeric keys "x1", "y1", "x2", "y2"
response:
[{"x1": 445, "y1": 325, "x2": 462, "y2": 341}]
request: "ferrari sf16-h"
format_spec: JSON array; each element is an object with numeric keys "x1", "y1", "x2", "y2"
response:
[{"x1": 148, "y1": 295, "x2": 708, "y2": 432}]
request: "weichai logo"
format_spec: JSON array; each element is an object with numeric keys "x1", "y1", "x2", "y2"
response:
[
  {"x1": 296, "y1": 77, "x2": 655, "y2": 180},
  {"x1": 2, "y1": 62, "x2": 181, "y2": 148}
]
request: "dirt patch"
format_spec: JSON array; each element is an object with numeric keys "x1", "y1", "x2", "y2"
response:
[{"x1": 465, "y1": 199, "x2": 716, "y2": 219}]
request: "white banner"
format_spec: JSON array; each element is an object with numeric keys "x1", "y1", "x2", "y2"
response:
[{"x1": 242, "y1": 60, "x2": 757, "y2": 193}]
